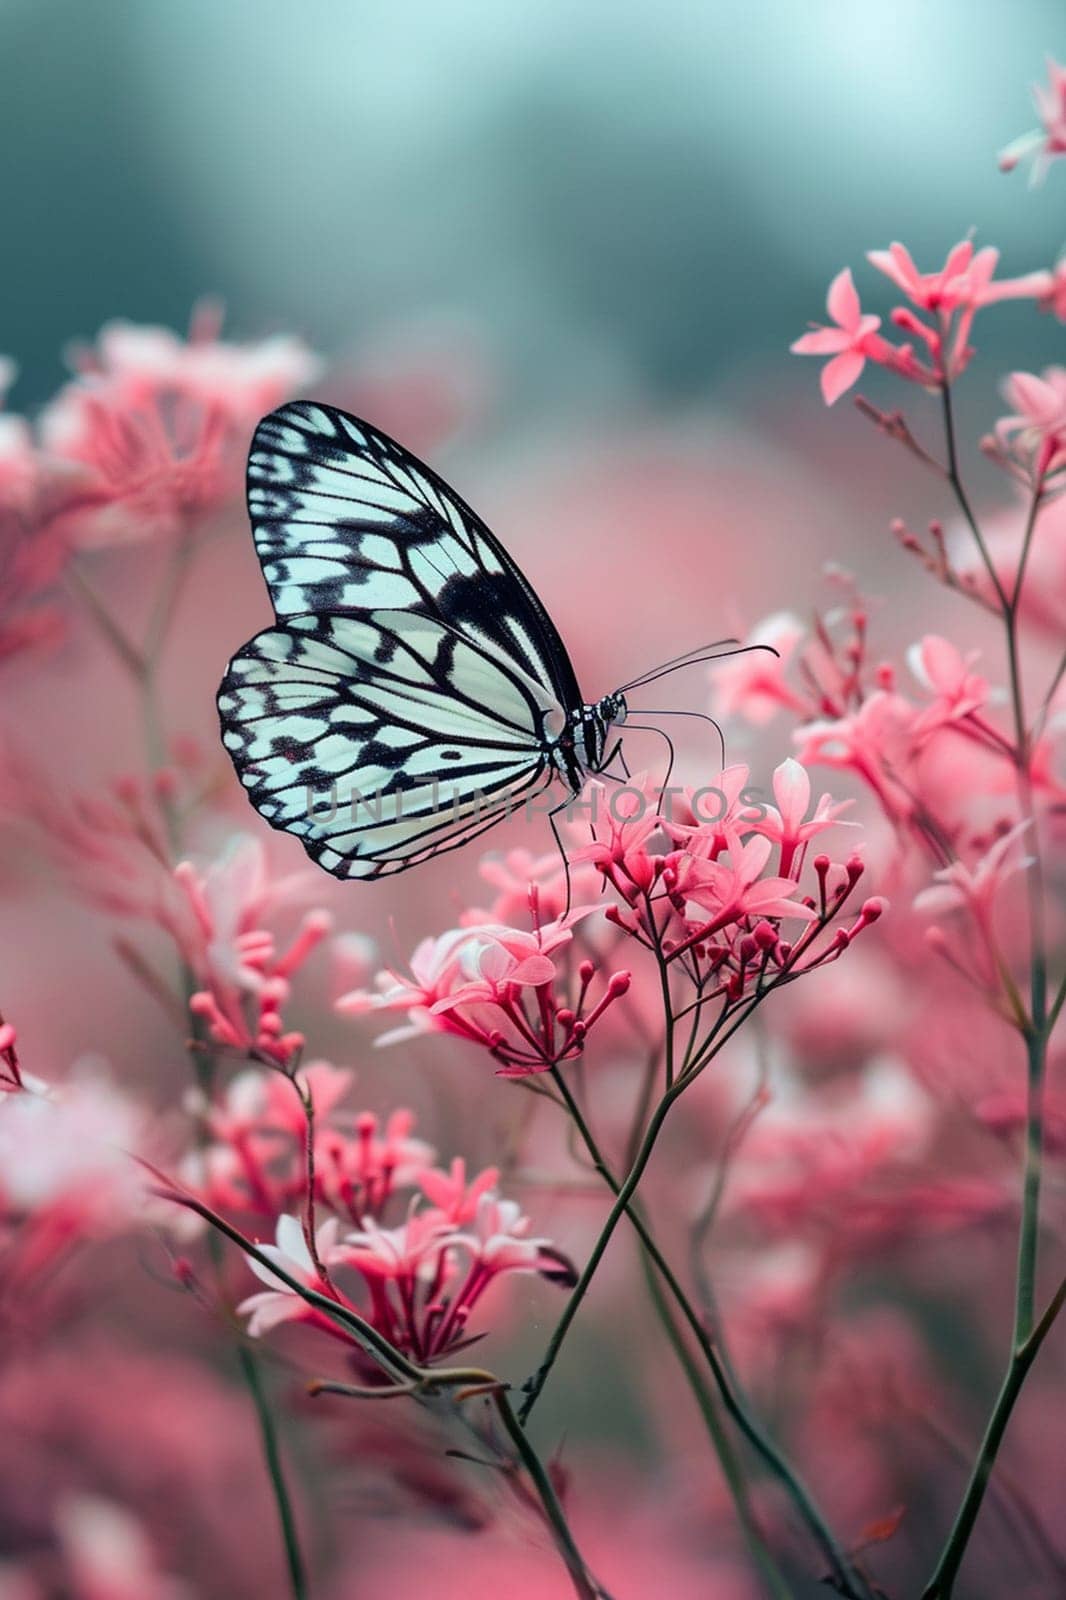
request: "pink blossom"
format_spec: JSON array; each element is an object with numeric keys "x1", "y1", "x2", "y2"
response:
[
  {"x1": 913, "y1": 821, "x2": 1032, "y2": 929},
  {"x1": 56, "y1": 1495, "x2": 191, "y2": 1600},
  {"x1": 791, "y1": 268, "x2": 889, "y2": 404},
  {"x1": 675, "y1": 830, "x2": 817, "y2": 930},
  {"x1": 238, "y1": 1213, "x2": 340, "y2": 1337},
  {"x1": 992, "y1": 367, "x2": 1066, "y2": 483},
  {"x1": 40, "y1": 310, "x2": 320, "y2": 548},
  {"x1": 753, "y1": 757, "x2": 854, "y2": 876},
  {"x1": 794, "y1": 691, "x2": 922, "y2": 824},
  {"x1": 418, "y1": 1158, "x2": 500, "y2": 1223},
  {"x1": 316, "y1": 1108, "x2": 436, "y2": 1224},
  {"x1": 708, "y1": 612, "x2": 809, "y2": 725},
  {"x1": 174, "y1": 836, "x2": 332, "y2": 1065},
  {"x1": 867, "y1": 240, "x2": 996, "y2": 316},
  {"x1": 907, "y1": 636, "x2": 989, "y2": 736},
  {"x1": 999, "y1": 57, "x2": 1066, "y2": 183},
  {"x1": 340, "y1": 916, "x2": 628, "y2": 1075}
]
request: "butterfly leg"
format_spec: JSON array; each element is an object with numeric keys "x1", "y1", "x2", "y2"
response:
[{"x1": 546, "y1": 797, "x2": 576, "y2": 917}]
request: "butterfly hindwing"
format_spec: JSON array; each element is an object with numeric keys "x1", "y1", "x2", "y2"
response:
[{"x1": 218, "y1": 611, "x2": 557, "y2": 880}]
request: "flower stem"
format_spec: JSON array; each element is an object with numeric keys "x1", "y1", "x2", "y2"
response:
[
  {"x1": 492, "y1": 1387, "x2": 611, "y2": 1600},
  {"x1": 547, "y1": 1067, "x2": 871, "y2": 1600},
  {"x1": 921, "y1": 392, "x2": 1059, "y2": 1596},
  {"x1": 235, "y1": 1338, "x2": 309, "y2": 1600},
  {"x1": 921, "y1": 1276, "x2": 1066, "y2": 1599}
]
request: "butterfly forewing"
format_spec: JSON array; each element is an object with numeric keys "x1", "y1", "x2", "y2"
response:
[
  {"x1": 246, "y1": 401, "x2": 582, "y2": 710},
  {"x1": 219, "y1": 402, "x2": 585, "y2": 879}
]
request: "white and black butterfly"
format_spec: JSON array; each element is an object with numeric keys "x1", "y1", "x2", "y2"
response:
[{"x1": 217, "y1": 400, "x2": 637, "y2": 881}]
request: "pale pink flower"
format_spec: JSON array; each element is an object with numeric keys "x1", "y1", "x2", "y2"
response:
[
  {"x1": 794, "y1": 692, "x2": 921, "y2": 824},
  {"x1": 708, "y1": 612, "x2": 809, "y2": 725},
  {"x1": 338, "y1": 1211, "x2": 457, "y2": 1283},
  {"x1": 238, "y1": 1213, "x2": 340, "y2": 1336},
  {"x1": 907, "y1": 635, "x2": 989, "y2": 736},
  {"x1": 913, "y1": 821, "x2": 1032, "y2": 930},
  {"x1": 752, "y1": 758, "x2": 854, "y2": 876},
  {"x1": 340, "y1": 917, "x2": 627, "y2": 1074},
  {"x1": 175, "y1": 836, "x2": 332, "y2": 1065},
  {"x1": 56, "y1": 1495, "x2": 192, "y2": 1600},
  {"x1": 419, "y1": 1158, "x2": 500, "y2": 1223},
  {"x1": 867, "y1": 239, "x2": 995, "y2": 315},
  {"x1": 791, "y1": 269, "x2": 888, "y2": 404},
  {"x1": 462, "y1": 1191, "x2": 563, "y2": 1276},
  {"x1": 992, "y1": 367, "x2": 1066, "y2": 483},
  {"x1": 999, "y1": 58, "x2": 1066, "y2": 183},
  {"x1": 675, "y1": 830, "x2": 817, "y2": 929},
  {"x1": 40, "y1": 309, "x2": 320, "y2": 548},
  {"x1": 0, "y1": 367, "x2": 68, "y2": 663}
]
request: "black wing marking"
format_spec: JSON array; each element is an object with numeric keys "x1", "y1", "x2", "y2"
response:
[
  {"x1": 246, "y1": 399, "x2": 584, "y2": 715},
  {"x1": 218, "y1": 612, "x2": 557, "y2": 880}
]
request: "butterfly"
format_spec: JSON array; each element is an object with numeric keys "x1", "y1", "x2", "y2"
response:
[{"x1": 217, "y1": 400, "x2": 641, "y2": 881}]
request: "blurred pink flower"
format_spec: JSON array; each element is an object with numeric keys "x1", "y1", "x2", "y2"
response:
[
  {"x1": 709, "y1": 612, "x2": 808, "y2": 725},
  {"x1": 40, "y1": 309, "x2": 320, "y2": 548},
  {"x1": 56, "y1": 1495, "x2": 191, "y2": 1600},
  {"x1": 791, "y1": 268, "x2": 888, "y2": 404},
  {"x1": 174, "y1": 836, "x2": 332, "y2": 1065},
  {"x1": 913, "y1": 821, "x2": 1032, "y2": 931},
  {"x1": 907, "y1": 635, "x2": 989, "y2": 737},
  {"x1": 991, "y1": 367, "x2": 1066, "y2": 484},
  {"x1": 999, "y1": 57, "x2": 1066, "y2": 182}
]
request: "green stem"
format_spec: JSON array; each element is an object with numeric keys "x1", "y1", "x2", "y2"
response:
[
  {"x1": 921, "y1": 396, "x2": 1058, "y2": 1597},
  {"x1": 236, "y1": 1340, "x2": 309, "y2": 1600},
  {"x1": 921, "y1": 1278, "x2": 1066, "y2": 1599},
  {"x1": 636, "y1": 1243, "x2": 794, "y2": 1598},
  {"x1": 547, "y1": 1068, "x2": 868, "y2": 1600},
  {"x1": 492, "y1": 1389, "x2": 609, "y2": 1600}
]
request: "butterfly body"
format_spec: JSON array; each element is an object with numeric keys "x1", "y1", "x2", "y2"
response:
[{"x1": 218, "y1": 401, "x2": 627, "y2": 880}]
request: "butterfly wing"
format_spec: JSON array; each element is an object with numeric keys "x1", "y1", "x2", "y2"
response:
[
  {"x1": 218, "y1": 612, "x2": 558, "y2": 880},
  {"x1": 245, "y1": 400, "x2": 583, "y2": 711}
]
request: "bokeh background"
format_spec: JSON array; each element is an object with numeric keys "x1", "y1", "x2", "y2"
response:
[{"x1": 2, "y1": 3, "x2": 1064, "y2": 1598}]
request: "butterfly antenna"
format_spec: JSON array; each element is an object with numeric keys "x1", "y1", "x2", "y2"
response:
[
  {"x1": 627, "y1": 707, "x2": 726, "y2": 768},
  {"x1": 617, "y1": 640, "x2": 779, "y2": 695},
  {"x1": 615, "y1": 636, "x2": 738, "y2": 692}
]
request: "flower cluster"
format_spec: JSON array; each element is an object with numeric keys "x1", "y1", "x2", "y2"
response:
[
  {"x1": 338, "y1": 905, "x2": 631, "y2": 1075},
  {"x1": 572, "y1": 763, "x2": 879, "y2": 999},
  {"x1": 38, "y1": 307, "x2": 320, "y2": 549}
]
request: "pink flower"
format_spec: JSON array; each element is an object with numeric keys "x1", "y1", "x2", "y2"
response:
[
  {"x1": 867, "y1": 240, "x2": 995, "y2": 316},
  {"x1": 238, "y1": 1213, "x2": 340, "y2": 1337},
  {"x1": 794, "y1": 692, "x2": 921, "y2": 824},
  {"x1": 40, "y1": 309, "x2": 320, "y2": 548},
  {"x1": 175, "y1": 837, "x2": 332, "y2": 1065},
  {"x1": 791, "y1": 269, "x2": 887, "y2": 404},
  {"x1": 316, "y1": 1108, "x2": 436, "y2": 1224},
  {"x1": 340, "y1": 917, "x2": 628, "y2": 1075},
  {"x1": 992, "y1": 368, "x2": 1066, "y2": 483},
  {"x1": 418, "y1": 1158, "x2": 500, "y2": 1223},
  {"x1": 708, "y1": 613, "x2": 809, "y2": 725},
  {"x1": 913, "y1": 821, "x2": 1032, "y2": 930},
  {"x1": 999, "y1": 58, "x2": 1066, "y2": 183},
  {"x1": 753, "y1": 758, "x2": 854, "y2": 876},
  {"x1": 907, "y1": 635, "x2": 989, "y2": 736},
  {"x1": 56, "y1": 1496, "x2": 191, "y2": 1600},
  {"x1": 676, "y1": 830, "x2": 817, "y2": 930}
]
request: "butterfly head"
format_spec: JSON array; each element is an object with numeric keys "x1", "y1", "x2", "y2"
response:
[{"x1": 553, "y1": 693, "x2": 627, "y2": 792}]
